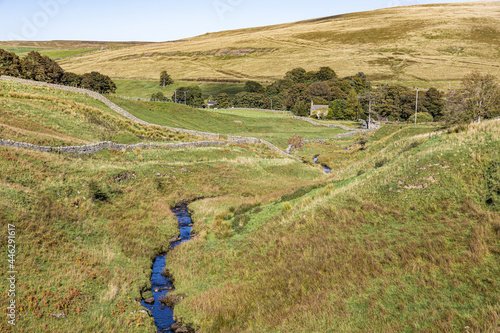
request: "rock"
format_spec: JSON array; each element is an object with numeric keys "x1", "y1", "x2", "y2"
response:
[
  {"x1": 168, "y1": 235, "x2": 181, "y2": 243},
  {"x1": 50, "y1": 312, "x2": 67, "y2": 319},
  {"x1": 176, "y1": 327, "x2": 189, "y2": 333},
  {"x1": 170, "y1": 322, "x2": 182, "y2": 331},
  {"x1": 160, "y1": 293, "x2": 187, "y2": 307},
  {"x1": 144, "y1": 297, "x2": 155, "y2": 305}
]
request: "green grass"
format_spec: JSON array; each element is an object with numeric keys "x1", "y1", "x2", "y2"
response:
[
  {"x1": 2, "y1": 79, "x2": 499, "y2": 333},
  {"x1": 207, "y1": 109, "x2": 293, "y2": 118},
  {"x1": 0, "y1": 80, "x2": 200, "y2": 146},
  {"x1": 37, "y1": 49, "x2": 97, "y2": 60},
  {"x1": 166, "y1": 119, "x2": 500, "y2": 332},
  {"x1": 0, "y1": 46, "x2": 49, "y2": 54},
  {"x1": 107, "y1": 97, "x2": 349, "y2": 148},
  {"x1": 114, "y1": 80, "x2": 246, "y2": 100}
]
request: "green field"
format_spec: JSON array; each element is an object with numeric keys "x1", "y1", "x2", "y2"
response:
[
  {"x1": 0, "y1": 46, "x2": 49, "y2": 54},
  {"x1": 207, "y1": 109, "x2": 293, "y2": 118},
  {"x1": 107, "y1": 97, "x2": 349, "y2": 148},
  {"x1": 114, "y1": 79, "x2": 246, "y2": 100},
  {"x1": 37, "y1": 48, "x2": 97, "y2": 60},
  {"x1": 0, "y1": 80, "x2": 199, "y2": 146}
]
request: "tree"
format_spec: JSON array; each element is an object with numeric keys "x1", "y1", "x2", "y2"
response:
[
  {"x1": 151, "y1": 92, "x2": 166, "y2": 101},
  {"x1": 423, "y1": 87, "x2": 445, "y2": 120},
  {"x1": 316, "y1": 67, "x2": 337, "y2": 81},
  {"x1": 216, "y1": 93, "x2": 232, "y2": 108},
  {"x1": 81, "y1": 72, "x2": 117, "y2": 94},
  {"x1": 63, "y1": 72, "x2": 82, "y2": 87},
  {"x1": 244, "y1": 81, "x2": 264, "y2": 93},
  {"x1": 21, "y1": 51, "x2": 65, "y2": 84},
  {"x1": 233, "y1": 92, "x2": 265, "y2": 108},
  {"x1": 330, "y1": 99, "x2": 347, "y2": 119},
  {"x1": 159, "y1": 70, "x2": 173, "y2": 87},
  {"x1": 345, "y1": 89, "x2": 359, "y2": 120},
  {"x1": 285, "y1": 67, "x2": 306, "y2": 83},
  {"x1": 445, "y1": 72, "x2": 500, "y2": 124},
  {"x1": 0, "y1": 49, "x2": 22, "y2": 77},
  {"x1": 173, "y1": 86, "x2": 203, "y2": 107},
  {"x1": 309, "y1": 82, "x2": 333, "y2": 101}
]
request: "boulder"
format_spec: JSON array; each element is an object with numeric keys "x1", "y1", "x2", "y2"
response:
[{"x1": 144, "y1": 297, "x2": 155, "y2": 305}]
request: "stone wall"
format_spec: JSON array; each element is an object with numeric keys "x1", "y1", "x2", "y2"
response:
[
  {"x1": 0, "y1": 76, "x2": 309, "y2": 160},
  {"x1": 0, "y1": 139, "x2": 228, "y2": 155},
  {"x1": 219, "y1": 108, "x2": 292, "y2": 114}
]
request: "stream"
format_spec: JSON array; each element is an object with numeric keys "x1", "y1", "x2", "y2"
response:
[
  {"x1": 313, "y1": 156, "x2": 331, "y2": 173},
  {"x1": 141, "y1": 205, "x2": 194, "y2": 333}
]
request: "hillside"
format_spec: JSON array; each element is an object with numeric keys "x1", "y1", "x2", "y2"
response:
[{"x1": 59, "y1": 2, "x2": 500, "y2": 88}]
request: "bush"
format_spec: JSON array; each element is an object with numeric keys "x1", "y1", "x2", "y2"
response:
[{"x1": 408, "y1": 112, "x2": 433, "y2": 123}]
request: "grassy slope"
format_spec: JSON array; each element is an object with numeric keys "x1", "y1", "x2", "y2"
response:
[
  {"x1": 0, "y1": 84, "x2": 326, "y2": 333},
  {"x1": 107, "y1": 97, "x2": 350, "y2": 148},
  {"x1": 167, "y1": 119, "x2": 500, "y2": 332},
  {"x1": 115, "y1": 80, "x2": 246, "y2": 100},
  {"x1": 0, "y1": 80, "x2": 200, "y2": 146},
  {"x1": 60, "y1": 2, "x2": 500, "y2": 88}
]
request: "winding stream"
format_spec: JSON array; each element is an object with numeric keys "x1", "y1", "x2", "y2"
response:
[
  {"x1": 141, "y1": 205, "x2": 194, "y2": 332},
  {"x1": 313, "y1": 156, "x2": 331, "y2": 173}
]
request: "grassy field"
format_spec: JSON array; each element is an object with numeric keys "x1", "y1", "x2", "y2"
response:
[
  {"x1": 0, "y1": 81, "x2": 326, "y2": 333},
  {"x1": 0, "y1": 80, "x2": 201, "y2": 146},
  {"x1": 107, "y1": 97, "x2": 349, "y2": 148},
  {"x1": 115, "y1": 80, "x2": 246, "y2": 100},
  {"x1": 0, "y1": 79, "x2": 499, "y2": 332},
  {"x1": 59, "y1": 2, "x2": 500, "y2": 88},
  {"x1": 0, "y1": 46, "x2": 49, "y2": 54},
  {"x1": 167, "y1": 118, "x2": 500, "y2": 332},
  {"x1": 36, "y1": 49, "x2": 97, "y2": 60}
]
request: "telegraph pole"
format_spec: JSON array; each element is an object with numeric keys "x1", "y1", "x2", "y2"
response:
[
  {"x1": 174, "y1": 90, "x2": 177, "y2": 103},
  {"x1": 368, "y1": 98, "x2": 372, "y2": 130},
  {"x1": 414, "y1": 88, "x2": 419, "y2": 127},
  {"x1": 357, "y1": 95, "x2": 360, "y2": 120},
  {"x1": 184, "y1": 91, "x2": 187, "y2": 105}
]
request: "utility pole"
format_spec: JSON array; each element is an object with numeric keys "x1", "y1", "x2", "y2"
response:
[
  {"x1": 368, "y1": 98, "x2": 371, "y2": 130},
  {"x1": 184, "y1": 91, "x2": 187, "y2": 105},
  {"x1": 414, "y1": 88, "x2": 419, "y2": 127},
  {"x1": 174, "y1": 90, "x2": 177, "y2": 103},
  {"x1": 357, "y1": 96, "x2": 360, "y2": 120}
]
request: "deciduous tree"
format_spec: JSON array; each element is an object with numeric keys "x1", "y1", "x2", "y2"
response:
[{"x1": 160, "y1": 70, "x2": 173, "y2": 87}]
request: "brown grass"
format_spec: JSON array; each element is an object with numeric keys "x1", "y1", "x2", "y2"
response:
[{"x1": 59, "y1": 2, "x2": 500, "y2": 88}]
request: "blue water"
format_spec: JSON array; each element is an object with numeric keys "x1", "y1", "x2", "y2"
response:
[
  {"x1": 141, "y1": 205, "x2": 193, "y2": 333},
  {"x1": 313, "y1": 156, "x2": 331, "y2": 173}
]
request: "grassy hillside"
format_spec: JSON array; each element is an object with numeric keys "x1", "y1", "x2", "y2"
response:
[
  {"x1": 168, "y1": 119, "x2": 500, "y2": 332},
  {"x1": 107, "y1": 97, "x2": 352, "y2": 148},
  {"x1": 0, "y1": 82, "x2": 326, "y2": 333},
  {"x1": 59, "y1": 2, "x2": 500, "y2": 88},
  {"x1": 114, "y1": 80, "x2": 246, "y2": 100},
  {"x1": 0, "y1": 80, "x2": 197, "y2": 146}
]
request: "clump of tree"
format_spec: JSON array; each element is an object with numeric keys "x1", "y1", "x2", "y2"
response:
[
  {"x1": 445, "y1": 71, "x2": 500, "y2": 125},
  {"x1": 216, "y1": 93, "x2": 232, "y2": 108},
  {"x1": 151, "y1": 92, "x2": 167, "y2": 102},
  {"x1": 172, "y1": 86, "x2": 203, "y2": 108},
  {"x1": 80, "y1": 72, "x2": 116, "y2": 94},
  {"x1": 160, "y1": 70, "x2": 174, "y2": 87},
  {"x1": 0, "y1": 49, "x2": 117, "y2": 94},
  {"x1": 0, "y1": 49, "x2": 22, "y2": 77}
]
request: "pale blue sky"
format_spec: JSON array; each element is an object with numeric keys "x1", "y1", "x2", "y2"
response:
[{"x1": 0, "y1": 0, "x2": 486, "y2": 42}]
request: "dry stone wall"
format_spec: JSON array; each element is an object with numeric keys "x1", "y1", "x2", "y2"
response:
[
  {"x1": 0, "y1": 76, "x2": 220, "y2": 140},
  {"x1": 0, "y1": 76, "x2": 337, "y2": 160},
  {"x1": 0, "y1": 139, "x2": 228, "y2": 155}
]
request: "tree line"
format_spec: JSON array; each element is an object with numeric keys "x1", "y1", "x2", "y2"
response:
[
  {"x1": 154, "y1": 67, "x2": 499, "y2": 125},
  {"x1": 0, "y1": 49, "x2": 116, "y2": 94}
]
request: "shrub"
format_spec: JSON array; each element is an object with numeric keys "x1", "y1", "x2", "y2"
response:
[{"x1": 408, "y1": 112, "x2": 434, "y2": 123}]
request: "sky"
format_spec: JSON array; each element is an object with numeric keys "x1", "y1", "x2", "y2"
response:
[{"x1": 0, "y1": 0, "x2": 486, "y2": 42}]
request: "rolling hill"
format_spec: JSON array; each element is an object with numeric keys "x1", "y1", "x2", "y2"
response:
[{"x1": 57, "y1": 1, "x2": 500, "y2": 88}]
